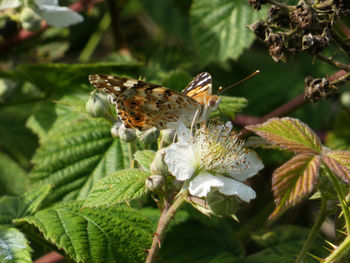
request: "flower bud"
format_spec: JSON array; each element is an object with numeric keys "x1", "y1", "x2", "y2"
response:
[
  {"x1": 136, "y1": 127, "x2": 159, "y2": 145},
  {"x1": 207, "y1": 190, "x2": 240, "y2": 216},
  {"x1": 86, "y1": 91, "x2": 110, "y2": 118},
  {"x1": 145, "y1": 175, "x2": 165, "y2": 192},
  {"x1": 118, "y1": 124, "x2": 136, "y2": 142},
  {"x1": 110, "y1": 121, "x2": 122, "y2": 138},
  {"x1": 150, "y1": 148, "x2": 169, "y2": 176},
  {"x1": 20, "y1": 7, "x2": 42, "y2": 32},
  {"x1": 159, "y1": 129, "x2": 176, "y2": 148},
  {"x1": 341, "y1": 91, "x2": 350, "y2": 108}
]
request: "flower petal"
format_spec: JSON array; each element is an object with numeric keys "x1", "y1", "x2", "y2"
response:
[
  {"x1": 164, "y1": 143, "x2": 197, "y2": 181},
  {"x1": 39, "y1": 5, "x2": 83, "y2": 27},
  {"x1": 189, "y1": 172, "x2": 224, "y2": 197},
  {"x1": 177, "y1": 121, "x2": 191, "y2": 144},
  {"x1": 227, "y1": 150, "x2": 264, "y2": 181},
  {"x1": 34, "y1": 0, "x2": 58, "y2": 6},
  {"x1": 216, "y1": 174, "x2": 256, "y2": 202}
]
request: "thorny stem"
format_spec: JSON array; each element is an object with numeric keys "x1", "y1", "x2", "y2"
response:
[
  {"x1": 146, "y1": 191, "x2": 188, "y2": 263},
  {"x1": 236, "y1": 69, "x2": 350, "y2": 135},
  {"x1": 325, "y1": 165, "x2": 350, "y2": 233},
  {"x1": 324, "y1": 235, "x2": 350, "y2": 263},
  {"x1": 295, "y1": 195, "x2": 328, "y2": 263}
]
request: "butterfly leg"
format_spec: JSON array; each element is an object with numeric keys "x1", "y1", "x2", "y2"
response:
[{"x1": 190, "y1": 109, "x2": 200, "y2": 135}]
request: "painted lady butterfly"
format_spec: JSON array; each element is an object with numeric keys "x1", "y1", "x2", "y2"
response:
[{"x1": 88, "y1": 72, "x2": 221, "y2": 131}]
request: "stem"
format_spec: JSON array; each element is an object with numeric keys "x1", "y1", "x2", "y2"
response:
[
  {"x1": 324, "y1": 235, "x2": 350, "y2": 263},
  {"x1": 295, "y1": 196, "x2": 328, "y2": 263},
  {"x1": 331, "y1": 29, "x2": 350, "y2": 58},
  {"x1": 128, "y1": 141, "x2": 136, "y2": 169},
  {"x1": 34, "y1": 252, "x2": 65, "y2": 263},
  {"x1": 79, "y1": 12, "x2": 111, "y2": 62},
  {"x1": 325, "y1": 165, "x2": 350, "y2": 232},
  {"x1": 146, "y1": 191, "x2": 188, "y2": 263},
  {"x1": 316, "y1": 53, "x2": 350, "y2": 71}
]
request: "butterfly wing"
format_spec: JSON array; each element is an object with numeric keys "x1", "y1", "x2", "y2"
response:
[
  {"x1": 89, "y1": 74, "x2": 200, "y2": 131},
  {"x1": 182, "y1": 72, "x2": 212, "y2": 98}
]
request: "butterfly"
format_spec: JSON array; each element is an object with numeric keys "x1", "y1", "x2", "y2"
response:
[{"x1": 88, "y1": 72, "x2": 221, "y2": 131}]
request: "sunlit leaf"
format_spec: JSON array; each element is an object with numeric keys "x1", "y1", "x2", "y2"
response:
[
  {"x1": 271, "y1": 153, "x2": 321, "y2": 219},
  {"x1": 190, "y1": 0, "x2": 268, "y2": 64},
  {"x1": 84, "y1": 169, "x2": 150, "y2": 208},
  {"x1": 246, "y1": 117, "x2": 322, "y2": 154},
  {"x1": 0, "y1": 185, "x2": 51, "y2": 225},
  {"x1": 134, "y1": 150, "x2": 155, "y2": 172},
  {"x1": 30, "y1": 115, "x2": 130, "y2": 206},
  {"x1": 15, "y1": 202, "x2": 152, "y2": 263},
  {"x1": 0, "y1": 227, "x2": 32, "y2": 263},
  {"x1": 322, "y1": 153, "x2": 350, "y2": 184}
]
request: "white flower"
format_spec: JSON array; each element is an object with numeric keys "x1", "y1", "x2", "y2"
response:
[
  {"x1": 164, "y1": 122, "x2": 264, "y2": 202},
  {"x1": 34, "y1": 0, "x2": 83, "y2": 27}
]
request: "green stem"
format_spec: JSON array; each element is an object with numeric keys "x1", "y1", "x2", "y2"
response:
[
  {"x1": 325, "y1": 165, "x2": 350, "y2": 232},
  {"x1": 324, "y1": 235, "x2": 350, "y2": 263},
  {"x1": 146, "y1": 191, "x2": 188, "y2": 263},
  {"x1": 78, "y1": 12, "x2": 111, "y2": 63},
  {"x1": 128, "y1": 141, "x2": 136, "y2": 169},
  {"x1": 295, "y1": 195, "x2": 327, "y2": 263}
]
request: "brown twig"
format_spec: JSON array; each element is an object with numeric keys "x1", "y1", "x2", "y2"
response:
[
  {"x1": 0, "y1": 0, "x2": 95, "y2": 55},
  {"x1": 34, "y1": 252, "x2": 65, "y2": 263},
  {"x1": 236, "y1": 69, "x2": 349, "y2": 137}
]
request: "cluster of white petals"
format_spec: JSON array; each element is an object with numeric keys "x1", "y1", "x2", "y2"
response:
[{"x1": 164, "y1": 122, "x2": 264, "y2": 202}]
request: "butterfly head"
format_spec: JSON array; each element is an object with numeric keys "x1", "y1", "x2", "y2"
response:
[{"x1": 208, "y1": 95, "x2": 221, "y2": 111}]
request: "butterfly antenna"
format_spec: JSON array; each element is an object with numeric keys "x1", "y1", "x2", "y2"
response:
[{"x1": 216, "y1": 70, "x2": 260, "y2": 95}]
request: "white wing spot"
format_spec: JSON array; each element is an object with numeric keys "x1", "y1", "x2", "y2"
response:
[
  {"x1": 107, "y1": 76, "x2": 114, "y2": 79},
  {"x1": 113, "y1": 86, "x2": 121, "y2": 91},
  {"x1": 107, "y1": 83, "x2": 112, "y2": 86},
  {"x1": 123, "y1": 80, "x2": 138, "y2": 88}
]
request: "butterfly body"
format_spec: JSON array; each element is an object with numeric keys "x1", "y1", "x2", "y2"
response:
[{"x1": 88, "y1": 72, "x2": 221, "y2": 131}]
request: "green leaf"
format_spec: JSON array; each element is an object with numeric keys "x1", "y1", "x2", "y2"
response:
[
  {"x1": 190, "y1": 0, "x2": 268, "y2": 65},
  {"x1": 0, "y1": 153, "x2": 28, "y2": 196},
  {"x1": 134, "y1": 150, "x2": 155, "y2": 172},
  {"x1": 0, "y1": 227, "x2": 32, "y2": 263},
  {"x1": 0, "y1": 185, "x2": 51, "y2": 225},
  {"x1": 246, "y1": 117, "x2": 323, "y2": 154},
  {"x1": 271, "y1": 153, "x2": 321, "y2": 219},
  {"x1": 322, "y1": 152, "x2": 350, "y2": 184},
  {"x1": 30, "y1": 114, "x2": 131, "y2": 205},
  {"x1": 140, "y1": 0, "x2": 192, "y2": 45},
  {"x1": 210, "y1": 96, "x2": 248, "y2": 119},
  {"x1": 15, "y1": 62, "x2": 141, "y2": 93},
  {"x1": 84, "y1": 169, "x2": 150, "y2": 208},
  {"x1": 15, "y1": 202, "x2": 152, "y2": 263},
  {"x1": 244, "y1": 225, "x2": 327, "y2": 263},
  {"x1": 0, "y1": 107, "x2": 38, "y2": 169},
  {"x1": 159, "y1": 220, "x2": 244, "y2": 262}
]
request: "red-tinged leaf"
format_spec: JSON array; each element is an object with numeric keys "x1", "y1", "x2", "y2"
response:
[
  {"x1": 322, "y1": 154, "x2": 350, "y2": 184},
  {"x1": 246, "y1": 117, "x2": 322, "y2": 154},
  {"x1": 271, "y1": 153, "x2": 321, "y2": 218},
  {"x1": 326, "y1": 151, "x2": 350, "y2": 170}
]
